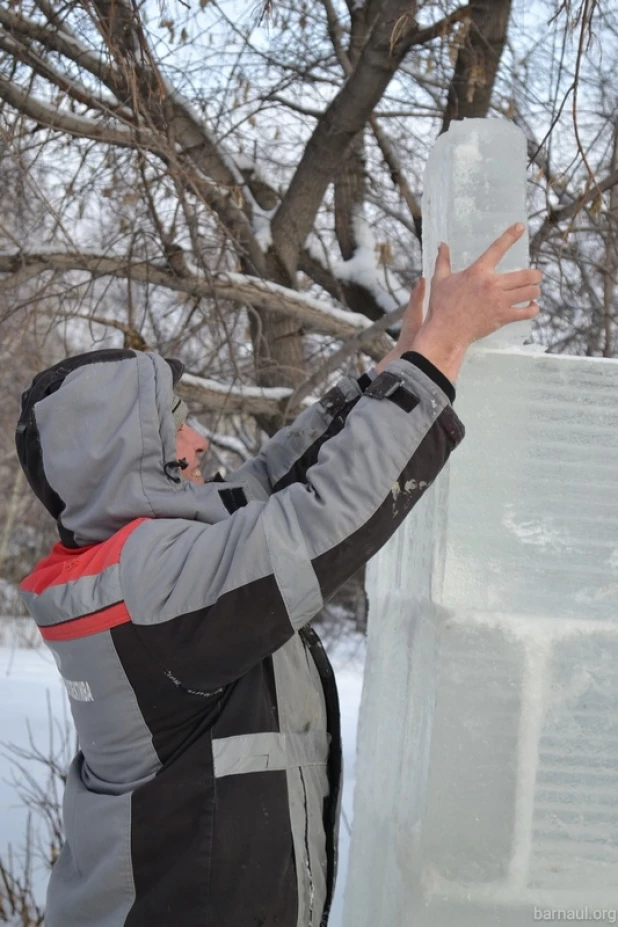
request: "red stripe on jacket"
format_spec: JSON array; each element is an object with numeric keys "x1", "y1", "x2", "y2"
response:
[
  {"x1": 39, "y1": 602, "x2": 131, "y2": 641},
  {"x1": 21, "y1": 518, "x2": 148, "y2": 641},
  {"x1": 21, "y1": 518, "x2": 148, "y2": 594}
]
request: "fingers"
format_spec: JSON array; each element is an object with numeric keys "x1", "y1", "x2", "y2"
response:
[
  {"x1": 476, "y1": 223, "x2": 526, "y2": 270},
  {"x1": 500, "y1": 268, "x2": 543, "y2": 291},
  {"x1": 505, "y1": 284, "x2": 542, "y2": 306},
  {"x1": 509, "y1": 300, "x2": 540, "y2": 320},
  {"x1": 433, "y1": 242, "x2": 451, "y2": 281}
]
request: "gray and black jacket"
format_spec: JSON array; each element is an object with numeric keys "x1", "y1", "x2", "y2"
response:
[{"x1": 16, "y1": 348, "x2": 464, "y2": 927}]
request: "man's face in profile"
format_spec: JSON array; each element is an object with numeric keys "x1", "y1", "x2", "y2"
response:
[{"x1": 176, "y1": 423, "x2": 209, "y2": 484}]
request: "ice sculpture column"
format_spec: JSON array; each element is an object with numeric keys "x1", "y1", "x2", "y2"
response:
[{"x1": 343, "y1": 119, "x2": 618, "y2": 927}]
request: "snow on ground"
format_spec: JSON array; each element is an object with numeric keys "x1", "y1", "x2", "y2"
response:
[
  {"x1": 0, "y1": 629, "x2": 68, "y2": 904},
  {"x1": 0, "y1": 619, "x2": 365, "y2": 925}
]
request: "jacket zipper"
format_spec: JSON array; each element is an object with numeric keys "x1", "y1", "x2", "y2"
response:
[
  {"x1": 298, "y1": 766, "x2": 315, "y2": 926},
  {"x1": 299, "y1": 626, "x2": 342, "y2": 926}
]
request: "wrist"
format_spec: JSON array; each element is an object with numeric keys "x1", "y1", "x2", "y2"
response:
[
  {"x1": 399, "y1": 351, "x2": 456, "y2": 404},
  {"x1": 409, "y1": 326, "x2": 467, "y2": 384},
  {"x1": 375, "y1": 347, "x2": 402, "y2": 376}
]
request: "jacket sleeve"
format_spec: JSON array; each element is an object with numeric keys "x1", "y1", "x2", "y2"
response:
[
  {"x1": 228, "y1": 373, "x2": 372, "y2": 498},
  {"x1": 230, "y1": 358, "x2": 456, "y2": 498},
  {"x1": 119, "y1": 358, "x2": 465, "y2": 693}
]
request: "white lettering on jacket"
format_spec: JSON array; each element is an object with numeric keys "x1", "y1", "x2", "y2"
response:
[{"x1": 63, "y1": 679, "x2": 94, "y2": 702}]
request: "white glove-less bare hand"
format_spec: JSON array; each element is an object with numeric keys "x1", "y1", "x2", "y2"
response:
[
  {"x1": 410, "y1": 223, "x2": 542, "y2": 383},
  {"x1": 376, "y1": 224, "x2": 543, "y2": 384},
  {"x1": 423, "y1": 223, "x2": 542, "y2": 349}
]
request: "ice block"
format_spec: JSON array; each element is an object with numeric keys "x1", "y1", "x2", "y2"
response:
[
  {"x1": 343, "y1": 120, "x2": 618, "y2": 927},
  {"x1": 422, "y1": 118, "x2": 531, "y2": 348}
]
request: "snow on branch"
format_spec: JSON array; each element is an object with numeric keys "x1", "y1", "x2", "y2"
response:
[
  {"x1": 0, "y1": 6, "x2": 261, "y2": 268},
  {"x1": 161, "y1": 77, "x2": 244, "y2": 188},
  {"x1": 309, "y1": 209, "x2": 409, "y2": 313},
  {"x1": 0, "y1": 249, "x2": 393, "y2": 358},
  {"x1": 0, "y1": 76, "x2": 161, "y2": 152},
  {"x1": 179, "y1": 373, "x2": 317, "y2": 417},
  {"x1": 0, "y1": 30, "x2": 132, "y2": 124},
  {"x1": 218, "y1": 272, "x2": 386, "y2": 341},
  {"x1": 0, "y1": 6, "x2": 111, "y2": 90}
]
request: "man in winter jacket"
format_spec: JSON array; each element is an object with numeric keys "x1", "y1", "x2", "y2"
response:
[{"x1": 16, "y1": 226, "x2": 541, "y2": 927}]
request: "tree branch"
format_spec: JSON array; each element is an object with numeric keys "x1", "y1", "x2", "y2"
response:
[
  {"x1": 320, "y1": 0, "x2": 351, "y2": 74},
  {"x1": 368, "y1": 115, "x2": 422, "y2": 238},
  {"x1": 178, "y1": 372, "x2": 315, "y2": 418},
  {"x1": 271, "y1": 2, "x2": 470, "y2": 277},
  {"x1": 299, "y1": 247, "x2": 388, "y2": 322},
  {"x1": 0, "y1": 29, "x2": 133, "y2": 123},
  {"x1": 288, "y1": 302, "x2": 405, "y2": 409},
  {"x1": 0, "y1": 76, "x2": 161, "y2": 151},
  {"x1": 531, "y1": 168, "x2": 618, "y2": 250},
  {"x1": 0, "y1": 72, "x2": 263, "y2": 264},
  {"x1": 263, "y1": 95, "x2": 323, "y2": 119},
  {"x1": 0, "y1": 6, "x2": 120, "y2": 95},
  {"x1": 87, "y1": 1, "x2": 244, "y2": 193},
  {"x1": 407, "y1": 5, "x2": 471, "y2": 48},
  {"x1": 324, "y1": 0, "x2": 423, "y2": 252},
  {"x1": 0, "y1": 3, "x2": 264, "y2": 273},
  {"x1": 0, "y1": 249, "x2": 392, "y2": 357}
]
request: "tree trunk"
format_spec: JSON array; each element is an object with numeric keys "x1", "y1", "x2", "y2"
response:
[
  {"x1": 247, "y1": 250, "x2": 307, "y2": 435},
  {"x1": 442, "y1": 0, "x2": 513, "y2": 132}
]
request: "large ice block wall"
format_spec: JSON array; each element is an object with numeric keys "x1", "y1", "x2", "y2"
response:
[{"x1": 343, "y1": 120, "x2": 618, "y2": 927}]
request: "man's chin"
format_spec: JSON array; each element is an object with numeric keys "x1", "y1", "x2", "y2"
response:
[{"x1": 181, "y1": 468, "x2": 204, "y2": 485}]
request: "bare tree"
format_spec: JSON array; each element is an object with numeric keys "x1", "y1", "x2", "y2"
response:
[
  {"x1": 0, "y1": 0, "x2": 616, "y2": 611},
  {"x1": 0, "y1": 1, "x2": 509, "y2": 421}
]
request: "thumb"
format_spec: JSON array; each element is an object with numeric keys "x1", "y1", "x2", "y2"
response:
[
  {"x1": 408, "y1": 276, "x2": 425, "y2": 312},
  {"x1": 433, "y1": 242, "x2": 452, "y2": 281},
  {"x1": 399, "y1": 277, "x2": 426, "y2": 346},
  {"x1": 410, "y1": 277, "x2": 425, "y2": 306}
]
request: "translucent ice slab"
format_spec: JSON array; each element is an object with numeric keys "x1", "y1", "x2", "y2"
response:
[
  {"x1": 422, "y1": 118, "x2": 531, "y2": 349},
  {"x1": 343, "y1": 348, "x2": 618, "y2": 927},
  {"x1": 343, "y1": 118, "x2": 618, "y2": 927}
]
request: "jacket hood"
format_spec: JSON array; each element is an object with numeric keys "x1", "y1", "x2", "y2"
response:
[{"x1": 16, "y1": 349, "x2": 248, "y2": 547}]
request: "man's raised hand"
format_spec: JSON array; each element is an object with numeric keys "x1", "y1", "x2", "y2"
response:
[{"x1": 424, "y1": 223, "x2": 542, "y2": 351}]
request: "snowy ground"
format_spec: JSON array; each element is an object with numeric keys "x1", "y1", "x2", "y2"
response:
[{"x1": 0, "y1": 619, "x2": 365, "y2": 925}]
